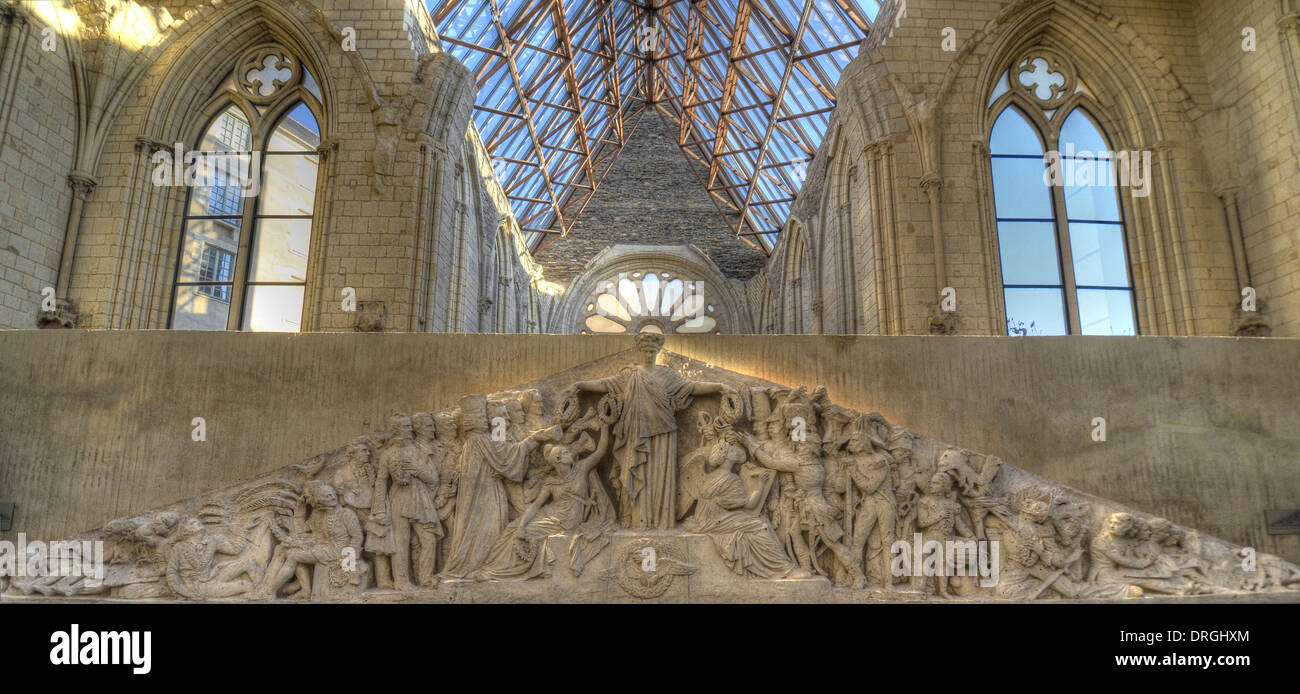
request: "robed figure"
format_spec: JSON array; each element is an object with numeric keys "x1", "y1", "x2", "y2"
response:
[
  {"x1": 567, "y1": 331, "x2": 731, "y2": 529},
  {"x1": 442, "y1": 394, "x2": 557, "y2": 578}
]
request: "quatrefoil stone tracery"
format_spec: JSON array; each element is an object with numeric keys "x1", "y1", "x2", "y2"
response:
[
  {"x1": 236, "y1": 47, "x2": 301, "y2": 103},
  {"x1": 247, "y1": 55, "x2": 292, "y2": 96},
  {"x1": 1010, "y1": 49, "x2": 1077, "y2": 108}
]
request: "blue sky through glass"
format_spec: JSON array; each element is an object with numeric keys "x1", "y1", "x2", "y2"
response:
[{"x1": 429, "y1": 0, "x2": 878, "y2": 252}]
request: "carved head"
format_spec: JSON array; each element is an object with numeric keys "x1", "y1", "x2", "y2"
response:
[
  {"x1": 635, "y1": 331, "x2": 665, "y2": 364},
  {"x1": 505, "y1": 398, "x2": 526, "y2": 426},
  {"x1": 346, "y1": 439, "x2": 372, "y2": 464},
  {"x1": 412, "y1": 412, "x2": 436, "y2": 442},
  {"x1": 434, "y1": 411, "x2": 458, "y2": 440},
  {"x1": 487, "y1": 400, "x2": 509, "y2": 423},
  {"x1": 927, "y1": 472, "x2": 953, "y2": 495},
  {"x1": 1103, "y1": 512, "x2": 1136, "y2": 538},
  {"x1": 305, "y1": 480, "x2": 339, "y2": 509},
  {"x1": 707, "y1": 437, "x2": 747, "y2": 471},
  {"x1": 543, "y1": 443, "x2": 575, "y2": 469},
  {"x1": 388, "y1": 413, "x2": 414, "y2": 441},
  {"x1": 458, "y1": 395, "x2": 489, "y2": 434},
  {"x1": 149, "y1": 511, "x2": 180, "y2": 537},
  {"x1": 178, "y1": 516, "x2": 205, "y2": 538}
]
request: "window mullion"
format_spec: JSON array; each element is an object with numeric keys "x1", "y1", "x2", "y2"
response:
[
  {"x1": 1052, "y1": 157, "x2": 1082, "y2": 335},
  {"x1": 227, "y1": 170, "x2": 260, "y2": 331}
]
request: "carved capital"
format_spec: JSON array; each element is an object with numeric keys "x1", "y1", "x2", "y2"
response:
[
  {"x1": 1213, "y1": 181, "x2": 1242, "y2": 203},
  {"x1": 1277, "y1": 12, "x2": 1300, "y2": 34},
  {"x1": 135, "y1": 137, "x2": 169, "y2": 155},
  {"x1": 919, "y1": 172, "x2": 942, "y2": 196},
  {"x1": 316, "y1": 139, "x2": 339, "y2": 160},
  {"x1": 1, "y1": 3, "x2": 29, "y2": 26},
  {"x1": 863, "y1": 138, "x2": 892, "y2": 159},
  {"x1": 67, "y1": 172, "x2": 98, "y2": 201}
]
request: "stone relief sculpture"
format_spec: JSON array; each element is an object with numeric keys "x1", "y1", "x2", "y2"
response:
[{"x1": 9, "y1": 336, "x2": 1299, "y2": 602}]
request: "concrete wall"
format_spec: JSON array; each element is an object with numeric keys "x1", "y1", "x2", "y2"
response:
[{"x1": 0, "y1": 331, "x2": 1296, "y2": 563}]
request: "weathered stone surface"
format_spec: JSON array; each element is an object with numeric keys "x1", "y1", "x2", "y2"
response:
[
  {"x1": 3, "y1": 332, "x2": 1297, "y2": 602},
  {"x1": 534, "y1": 109, "x2": 768, "y2": 284}
]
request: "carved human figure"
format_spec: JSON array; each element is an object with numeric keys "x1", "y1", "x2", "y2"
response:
[
  {"x1": 842, "y1": 415, "x2": 898, "y2": 588},
  {"x1": 937, "y1": 448, "x2": 1001, "y2": 540},
  {"x1": 166, "y1": 516, "x2": 263, "y2": 600},
  {"x1": 683, "y1": 431, "x2": 807, "y2": 579},
  {"x1": 989, "y1": 489, "x2": 1135, "y2": 599},
  {"x1": 104, "y1": 512, "x2": 182, "y2": 599},
  {"x1": 476, "y1": 421, "x2": 616, "y2": 580},
  {"x1": 256, "y1": 481, "x2": 365, "y2": 600},
  {"x1": 1089, "y1": 513, "x2": 1218, "y2": 596},
  {"x1": 915, "y1": 473, "x2": 974, "y2": 598},
  {"x1": 741, "y1": 404, "x2": 868, "y2": 588},
  {"x1": 371, "y1": 413, "x2": 441, "y2": 591},
  {"x1": 432, "y1": 411, "x2": 461, "y2": 538},
  {"x1": 442, "y1": 395, "x2": 559, "y2": 578},
  {"x1": 565, "y1": 331, "x2": 732, "y2": 529}
]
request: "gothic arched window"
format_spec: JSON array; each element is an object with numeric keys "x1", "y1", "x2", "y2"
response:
[
  {"x1": 169, "y1": 46, "x2": 323, "y2": 331},
  {"x1": 988, "y1": 51, "x2": 1137, "y2": 336}
]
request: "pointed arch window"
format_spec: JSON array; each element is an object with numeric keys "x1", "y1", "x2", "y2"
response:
[
  {"x1": 169, "y1": 47, "x2": 323, "y2": 331},
  {"x1": 988, "y1": 52, "x2": 1137, "y2": 336}
]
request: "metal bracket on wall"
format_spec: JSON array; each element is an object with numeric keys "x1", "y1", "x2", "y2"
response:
[{"x1": 1265, "y1": 509, "x2": 1300, "y2": 535}]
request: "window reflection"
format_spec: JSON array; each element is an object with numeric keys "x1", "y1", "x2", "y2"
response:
[{"x1": 171, "y1": 98, "x2": 321, "y2": 332}]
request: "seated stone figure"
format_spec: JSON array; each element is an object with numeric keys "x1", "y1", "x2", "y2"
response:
[
  {"x1": 255, "y1": 481, "x2": 366, "y2": 600},
  {"x1": 166, "y1": 516, "x2": 263, "y2": 600},
  {"x1": 683, "y1": 430, "x2": 808, "y2": 579},
  {"x1": 474, "y1": 420, "x2": 615, "y2": 580}
]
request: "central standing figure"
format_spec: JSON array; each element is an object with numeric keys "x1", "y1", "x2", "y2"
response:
[{"x1": 566, "y1": 331, "x2": 733, "y2": 529}]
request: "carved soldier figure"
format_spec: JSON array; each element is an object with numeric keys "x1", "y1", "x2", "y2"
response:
[
  {"x1": 166, "y1": 516, "x2": 263, "y2": 600},
  {"x1": 565, "y1": 331, "x2": 733, "y2": 529},
  {"x1": 989, "y1": 489, "x2": 1135, "y2": 600},
  {"x1": 372, "y1": 413, "x2": 441, "y2": 591},
  {"x1": 741, "y1": 400, "x2": 868, "y2": 588},
  {"x1": 842, "y1": 414, "x2": 898, "y2": 588},
  {"x1": 256, "y1": 481, "x2": 365, "y2": 600},
  {"x1": 915, "y1": 473, "x2": 973, "y2": 598}
]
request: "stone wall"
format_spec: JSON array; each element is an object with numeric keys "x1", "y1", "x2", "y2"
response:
[
  {"x1": 1, "y1": 331, "x2": 1296, "y2": 564},
  {"x1": 762, "y1": 0, "x2": 1299, "y2": 338},
  {"x1": 534, "y1": 107, "x2": 767, "y2": 284},
  {"x1": 0, "y1": 3, "x2": 78, "y2": 329},
  {"x1": 0, "y1": 0, "x2": 548, "y2": 333}
]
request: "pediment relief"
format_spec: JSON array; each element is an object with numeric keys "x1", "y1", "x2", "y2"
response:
[{"x1": 7, "y1": 335, "x2": 1298, "y2": 602}]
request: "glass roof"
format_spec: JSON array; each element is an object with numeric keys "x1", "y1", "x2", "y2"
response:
[{"x1": 430, "y1": 0, "x2": 879, "y2": 252}]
